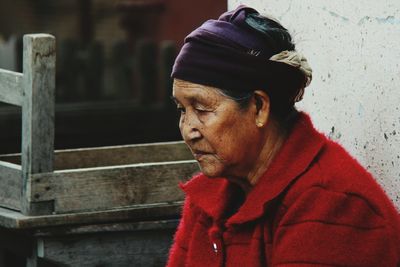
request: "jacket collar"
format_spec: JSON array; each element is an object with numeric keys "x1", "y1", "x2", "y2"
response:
[{"x1": 180, "y1": 112, "x2": 326, "y2": 225}]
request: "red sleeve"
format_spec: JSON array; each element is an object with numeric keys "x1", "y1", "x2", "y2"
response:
[
  {"x1": 166, "y1": 196, "x2": 200, "y2": 267},
  {"x1": 271, "y1": 186, "x2": 399, "y2": 267}
]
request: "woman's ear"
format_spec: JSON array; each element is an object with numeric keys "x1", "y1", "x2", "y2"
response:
[{"x1": 253, "y1": 90, "x2": 270, "y2": 128}]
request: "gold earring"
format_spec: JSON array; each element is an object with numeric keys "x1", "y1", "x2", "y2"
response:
[{"x1": 256, "y1": 121, "x2": 263, "y2": 127}]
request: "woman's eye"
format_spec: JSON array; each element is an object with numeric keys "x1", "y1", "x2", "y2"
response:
[
  {"x1": 177, "y1": 106, "x2": 186, "y2": 114},
  {"x1": 194, "y1": 106, "x2": 211, "y2": 114}
]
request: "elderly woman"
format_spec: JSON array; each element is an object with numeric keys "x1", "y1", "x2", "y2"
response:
[{"x1": 167, "y1": 5, "x2": 400, "y2": 267}]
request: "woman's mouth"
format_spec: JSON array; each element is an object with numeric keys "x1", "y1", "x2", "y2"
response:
[{"x1": 192, "y1": 150, "x2": 209, "y2": 160}]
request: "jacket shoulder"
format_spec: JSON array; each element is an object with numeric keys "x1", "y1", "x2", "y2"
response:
[
  {"x1": 276, "y1": 140, "x2": 400, "y2": 265},
  {"x1": 282, "y1": 139, "x2": 395, "y2": 216},
  {"x1": 273, "y1": 183, "x2": 400, "y2": 266}
]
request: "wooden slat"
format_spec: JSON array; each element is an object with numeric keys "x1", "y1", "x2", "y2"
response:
[
  {"x1": 28, "y1": 160, "x2": 198, "y2": 214},
  {"x1": 0, "y1": 141, "x2": 193, "y2": 170},
  {"x1": 0, "y1": 202, "x2": 183, "y2": 229},
  {"x1": 35, "y1": 220, "x2": 180, "y2": 236},
  {"x1": 21, "y1": 33, "x2": 55, "y2": 175},
  {"x1": 51, "y1": 141, "x2": 192, "y2": 169},
  {"x1": 37, "y1": 221, "x2": 176, "y2": 266},
  {"x1": 21, "y1": 34, "x2": 55, "y2": 215},
  {"x1": 0, "y1": 160, "x2": 22, "y2": 211},
  {"x1": 0, "y1": 69, "x2": 23, "y2": 106}
]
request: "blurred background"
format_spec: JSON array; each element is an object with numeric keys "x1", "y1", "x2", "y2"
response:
[{"x1": 0, "y1": 0, "x2": 226, "y2": 154}]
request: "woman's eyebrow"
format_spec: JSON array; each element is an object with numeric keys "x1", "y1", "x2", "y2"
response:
[
  {"x1": 171, "y1": 92, "x2": 215, "y2": 106},
  {"x1": 188, "y1": 92, "x2": 214, "y2": 104}
]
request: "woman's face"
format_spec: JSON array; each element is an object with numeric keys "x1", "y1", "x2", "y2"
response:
[{"x1": 172, "y1": 79, "x2": 263, "y2": 179}]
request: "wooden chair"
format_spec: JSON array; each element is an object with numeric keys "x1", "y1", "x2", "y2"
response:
[
  {"x1": 0, "y1": 34, "x2": 197, "y2": 267},
  {"x1": 0, "y1": 34, "x2": 55, "y2": 216}
]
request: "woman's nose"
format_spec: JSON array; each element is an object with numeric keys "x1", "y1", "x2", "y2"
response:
[
  {"x1": 180, "y1": 114, "x2": 202, "y2": 141},
  {"x1": 185, "y1": 128, "x2": 202, "y2": 141}
]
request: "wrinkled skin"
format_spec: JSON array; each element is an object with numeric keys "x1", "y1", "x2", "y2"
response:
[{"x1": 172, "y1": 79, "x2": 284, "y2": 188}]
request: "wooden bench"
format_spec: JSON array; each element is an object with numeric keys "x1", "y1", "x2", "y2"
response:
[{"x1": 0, "y1": 34, "x2": 197, "y2": 266}]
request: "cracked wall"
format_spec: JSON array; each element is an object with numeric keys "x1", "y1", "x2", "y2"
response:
[{"x1": 229, "y1": 0, "x2": 400, "y2": 209}]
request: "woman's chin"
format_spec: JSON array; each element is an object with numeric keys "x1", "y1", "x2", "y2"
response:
[{"x1": 197, "y1": 163, "x2": 223, "y2": 178}]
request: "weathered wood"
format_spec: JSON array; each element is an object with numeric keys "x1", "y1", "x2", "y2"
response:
[
  {"x1": 36, "y1": 222, "x2": 176, "y2": 267},
  {"x1": 0, "y1": 33, "x2": 193, "y2": 267},
  {"x1": 0, "y1": 160, "x2": 22, "y2": 211},
  {"x1": 0, "y1": 220, "x2": 178, "y2": 267},
  {"x1": 21, "y1": 34, "x2": 55, "y2": 215},
  {"x1": 0, "y1": 141, "x2": 192, "y2": 170},
  {"x1": 0, "y1": 69, "x2": 23, "y2": 106},
  {"x1": 0, "y1": 202, "x2": 183, "y2": 229},
  {"x1": 35, "y1": 219, "x2": 179, "y2": 236},
  {"x1": 28, "y1": 160, "x2": 197, "y2": 214},
  {"x1": 0, "y1": 218, "x2": 179, "y2": 267},
  {"x1": 51, "y1": 141, "x2": 192, "y2": 170}
]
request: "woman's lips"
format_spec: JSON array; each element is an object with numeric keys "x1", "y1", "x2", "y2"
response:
[{"x1": 192, "y1": 150, "x2": 210, "y2": 160}]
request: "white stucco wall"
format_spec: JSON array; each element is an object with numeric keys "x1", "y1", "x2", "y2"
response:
[{"x1": 229, "y1": 0, "x2": 400, "y2": 209}]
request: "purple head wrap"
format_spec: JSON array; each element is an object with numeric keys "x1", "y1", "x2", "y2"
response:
[{"x1": 171, "y1": 5, "x2": 307, "y2": 97}]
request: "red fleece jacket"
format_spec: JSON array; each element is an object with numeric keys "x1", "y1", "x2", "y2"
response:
[{"x1": 167, "y1": 113, "x2": 400, "y2": 267}]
